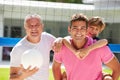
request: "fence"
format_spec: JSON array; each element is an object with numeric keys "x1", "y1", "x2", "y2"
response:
[{"x1": 0, "y1": 37, "x2": 120, "y2": 61}]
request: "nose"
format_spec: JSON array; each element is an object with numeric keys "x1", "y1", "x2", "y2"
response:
[
  {"x1": 91, "y1": 29, "x2": 97, "y2": 34},
  {"x1": 77, "y1": 28, "x2": 84, "y2": 32},
  {"x1": 31, "y1": 25, "x2": 38, "y2": 30}
]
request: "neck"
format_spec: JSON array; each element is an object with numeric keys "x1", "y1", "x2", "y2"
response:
[
  {"x1": 71, "y1": 38, "x2": 87, "y2": 50},
  {"x1": 27, "y1": 36, "x2": 41, "y2": 43}
]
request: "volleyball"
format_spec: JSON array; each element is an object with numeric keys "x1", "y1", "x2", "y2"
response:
[{"x1": 21, "y1": 49, "x2": 43, "y2": 69}]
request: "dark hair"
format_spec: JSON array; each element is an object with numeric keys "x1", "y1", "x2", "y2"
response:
[{"x1": 70, "y1": 13, "x2": 88, "y2": 28}]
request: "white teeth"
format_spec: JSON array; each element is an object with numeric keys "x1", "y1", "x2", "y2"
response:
[
  {"x1": 31, "y1": 32, "x2": 37, "y2": 33},
  {"x1": 76, "y1": 35, "x2": 82, "y2": 37}
]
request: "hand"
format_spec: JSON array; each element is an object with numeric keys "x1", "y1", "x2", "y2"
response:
[
  {"x1": 103, "y1": 74, "x2": 113, "y2": 80},
  {"x1": 62, "y1": 71, "x2": 67, "y2": 80},
  {"x1": 103, "y1": 76, "x2": 113, "y2": 80},
  {"x1": 74, "y1": 48, "x2": 90, "y2": 59},
  {"x1": 20, "y1": 64, "x2": 39, "y2": 79},
  {"x1": 52, "y1": 37, "x2": 63, "y2": 53}
]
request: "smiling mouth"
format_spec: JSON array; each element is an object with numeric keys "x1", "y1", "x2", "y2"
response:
[
  {"x1": 31, "y1": 32, "x2": 38, "y2": 35},
  {"x1": 88, "y1": 33, "x2": 93, "y2": 36},
  {"x1": 89, "y1": 33, "x2": 97, "y2": 36},
  {"x1": 76, "y1": 34, "x2": 82, "y2": 37}
]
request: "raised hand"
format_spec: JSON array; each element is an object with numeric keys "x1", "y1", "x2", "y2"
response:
[{"x1": 52, "y1": 37, "x2": 63, "y2": 53}]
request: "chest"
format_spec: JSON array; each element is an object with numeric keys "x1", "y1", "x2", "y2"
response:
[{"x1": 62, "y1": 48, "x2": 102, "y2": 69}]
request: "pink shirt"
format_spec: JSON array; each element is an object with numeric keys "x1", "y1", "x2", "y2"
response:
[{"x1": 54, "y1": 37, "x2": 114, "y2": 80}]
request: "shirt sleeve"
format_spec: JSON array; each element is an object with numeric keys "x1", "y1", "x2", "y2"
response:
[
  {"x1": 10, "y1": 47, "x2": 22, "y2": 67},
  {"x1": 53, "y1": 47, "x2": 63, "y2": 63},
  {"x1": 44, "y1": 32, "x2": 56, "y2": 49},
  {"x1": 100, "y1": 46, "x2": 114, "y2": 64}
]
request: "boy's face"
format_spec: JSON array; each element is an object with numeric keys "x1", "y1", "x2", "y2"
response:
[
  {"x1": 87, "y1": 25, "x2": 101, "y2": 38},
  {"x1": 68, "y1": 21, "x2": 87, "y2": 41}
]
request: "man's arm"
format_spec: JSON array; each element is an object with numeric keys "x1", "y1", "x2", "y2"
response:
[
  {"x1": 105, "y1": 56, "x2": 120, "y2": 80},
  {"x1": 52, "y1": 60, "x2": 62, "y2": 80},
  {"x1": 52, "y1": 37, "x2": 63, "y2": 53},
  {"x1": 10, "y1": 67, "x2": 22, "y2": 80}
]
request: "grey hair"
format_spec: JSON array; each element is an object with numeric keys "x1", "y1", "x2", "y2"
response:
[{"x1": 24, "y1": 14, "x2": 43, "y2": 26}]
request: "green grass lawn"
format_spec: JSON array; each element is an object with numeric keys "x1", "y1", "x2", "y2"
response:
[
  {"x1": 0, "y1": 68, "x2": 58, "y2": 80},
  {"x1": 0, "y1": 68, "x2": 120, "y2": 80},
  {"x1": 0, "y1": 68, "x2": 9, "y2": 80}
]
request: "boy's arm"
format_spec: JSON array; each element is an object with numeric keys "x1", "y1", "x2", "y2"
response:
[
  {"x1": 78, "y1": 39, "x2": 108, "y2": 59},
  {"x1": 52, "y1": 60, "x2": 62, "y2": 80},
  {"x1": 86, "y1": 39, "x2": 108, "y2": 52},
  {"x1": 63, "y1": 38, "x2": 108, "y2": 59}
]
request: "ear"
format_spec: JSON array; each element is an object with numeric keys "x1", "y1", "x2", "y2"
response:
[
  {"x1": 41, "y1": 24, "x2": 44, "y2": 32},
  {"x1": 42, "y1": 23, "x2": 44, "y2": 27},
  {"x1": 24, "y1": 24, "x2": 27, "y2": 29},
  {"x1": 68, "y1": 26, "x2": 71, "y2": 34}
]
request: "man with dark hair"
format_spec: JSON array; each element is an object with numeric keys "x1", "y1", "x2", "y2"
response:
[{"x1": 52, "y1": 13, "x2": 120, "y2": 80}]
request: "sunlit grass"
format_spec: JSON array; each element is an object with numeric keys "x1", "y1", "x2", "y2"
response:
[
  {"x1": 0, "y1": 68, "x2": 120, "y2": 80},
  {"x1": 0, "y1": 68, "x2": 9, "y2": 80}
]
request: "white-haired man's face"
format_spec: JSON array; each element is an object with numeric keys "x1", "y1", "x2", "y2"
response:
[{"x1": 24, "y1": 17, "x2": 44, "y2": 42}]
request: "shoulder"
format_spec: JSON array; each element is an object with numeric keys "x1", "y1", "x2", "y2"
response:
[
  {"x1": 99, "y1": 45, "x2": 110, "y2": 50},
  {"x1": 42, "y1": 32, "x2": 55, "y2": 37},
  {"x1": 87, "y1": 36, "x2": 94, "y2": 42},
  {"x1": 54, "y1": 45, "x2": 67, "y2": 63},
  {"x1": 55, "y1": 45, "x2": 67, "y2": 54},
  {"x1": 95, "y1": 45, "x2": 112, "y2": 54},
  {"x1": 14, "y1": 37, "x2": 26, "y2": 48},
  {"x1": 42, "y1": 32, "x2": 56, "y2": 40},
  {"x1": 10, "y1": 37, "x2": 26, "y2": 55},
  {"x1": 85, "y1": 36, "x2": 94, "y2": 47}
]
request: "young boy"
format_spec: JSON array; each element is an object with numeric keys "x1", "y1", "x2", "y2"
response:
[{"x1": 87, "y1": 16, "x2": 105, "y2": 41}]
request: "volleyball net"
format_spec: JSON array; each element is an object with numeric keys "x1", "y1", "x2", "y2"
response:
[
  {"x1": 0, "y1": 37, "x2": 120, "y2": 53},
  {"x1": 0, "y1": 37, "x2": 21, "y2": 47},
  {"x1": 0, "y1": 0, "x2": 120, "y2": 61}
]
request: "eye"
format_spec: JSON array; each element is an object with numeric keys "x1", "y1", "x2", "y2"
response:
[
  {"x1": 89, "y1": 26, "x2": 94, "y2": 29},
  {"x1": 27, "y1": 25, "x2": 32, "y2": 28},
  {"x1": 79, "y1": 26, "x2": 86, "y2": 31},
  {"x1": 73, "y1": 27, "x2": 77, "y2": 29},
  {"x1": 81, "y1": 26, "x2": 86, "y2": 30},
  {"x1": 71, "y1": 26, "x2": 77, "y2": 30}
]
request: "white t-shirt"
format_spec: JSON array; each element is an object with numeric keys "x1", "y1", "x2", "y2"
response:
[{"x1": 10, "y1": 32, "x2": 56, "y2": 80}]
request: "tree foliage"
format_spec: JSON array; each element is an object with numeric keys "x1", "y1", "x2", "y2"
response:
[{"x1": 35, "y1": 0, "x2": 83, "y2": 4}]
